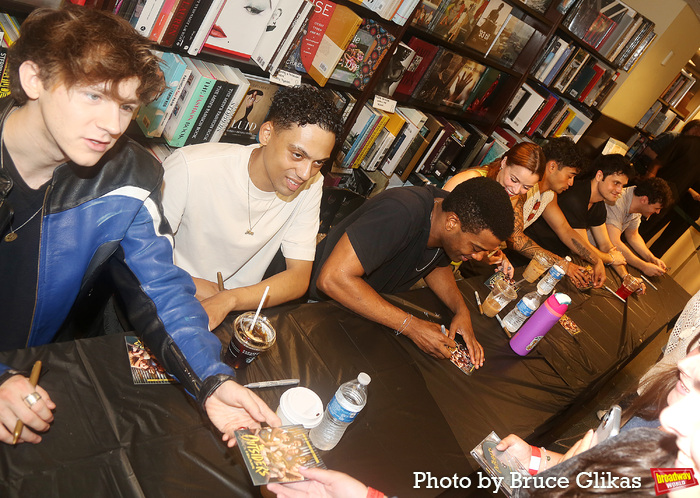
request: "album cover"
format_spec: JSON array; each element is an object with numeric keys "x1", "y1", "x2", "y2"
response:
[
  {"x1": 236, "y1": 426, "x2": 326, "y2": 485},
  {"x1": 125, "y1": 336, "x2": 177, "y2": 385},
  {"x1": 470, "y1": 431, "x2": 530, "y2": 497}
]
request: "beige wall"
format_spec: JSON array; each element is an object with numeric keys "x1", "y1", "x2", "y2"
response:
[{"x1": 602, "y1": 3, "x2": 700, "y2": 127}]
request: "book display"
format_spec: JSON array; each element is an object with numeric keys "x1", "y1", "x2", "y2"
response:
[{"x1": 0, "y1": 0, "x2": 662, "y2": 191}]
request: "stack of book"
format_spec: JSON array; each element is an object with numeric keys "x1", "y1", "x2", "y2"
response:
[
  {"x1": 660, "y1": 69, "x2": 697, "y2": 108},
  {"x1": 636, "y1": 101, "x2": 681, "y2": 137},
  {"x1": 562, "y1": 0, "x2": 656, "y2": 71},
  {"x1": 530, "y1": 36, "x2": 619, "y2": 109},
  {"x1": 502, "y1": 82, "x2": 593, "y2": 142}
]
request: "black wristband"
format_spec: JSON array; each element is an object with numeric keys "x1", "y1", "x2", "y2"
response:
[{"x1": 197, "y1": 373, "x2": 237, "y2": 410}]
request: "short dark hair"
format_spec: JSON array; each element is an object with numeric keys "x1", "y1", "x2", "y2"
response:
[
  {"x1": 442, "y1": 177, "x2": 514, "y2": 241},
  {"x1": 9, "y1": 5, "x2": 164, "y2": 105},
  {"x1": 266, "y1": 84, "x2": 343, "y2": 140},
  {"x1": 682, "y1": 119, "x2": 700, "y2": 135},
  {"x1": 585, "y1": 153, "x2": 634, "y2": 180},
  {"x1": 635, "y1": 177, "x2": 673, "y2": 207},
  {"x1": 543, "y1": 137, "x2": 585, "y2": 173}
]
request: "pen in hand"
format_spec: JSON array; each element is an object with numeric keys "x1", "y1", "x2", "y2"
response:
[{"x1": 12, "y1": 360, "x2": 42, "y2": 445}]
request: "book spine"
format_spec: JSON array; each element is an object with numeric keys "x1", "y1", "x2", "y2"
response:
[
  {"x1": 155, "y1": 66, "x2": 192, "y2": 137},
  {"x1": 174, "y1": 0, "x2": 211, "y2": 51},
  {"x1": 187, "y1": 0, "x2": 227, "y2": 56},
  {"x1": 149, "y1": 0, "x2": 179, "y2": 42},
  {"x1": 161, "y1": 0, "x2": 195, "y2": 47},
  {"x1": 185, "y1": 79, "x2": 226, "y2": 145}
]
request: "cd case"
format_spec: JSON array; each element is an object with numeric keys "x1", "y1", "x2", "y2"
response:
[
  {"x1": 235, "y1": 425, "x2": 326, "y2": 485},
  {"x1": 449, "y1": 342, "x2": 476, "y2": 375},
  {"x1": 470, "y1": 431, "x2": 530, "y2": 497}
]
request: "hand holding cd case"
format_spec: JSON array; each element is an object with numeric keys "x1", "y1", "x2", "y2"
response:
[
  {"x1": 471, "y1": 431, "x2": 530, "y2": 497},
  {"x1": 235, "y1": 426, "x2": 326, "y2": 485}
]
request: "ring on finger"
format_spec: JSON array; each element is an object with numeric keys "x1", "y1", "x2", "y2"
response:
[{"x1": 24, "y1": 392, "x2": 41, "y2": 408}]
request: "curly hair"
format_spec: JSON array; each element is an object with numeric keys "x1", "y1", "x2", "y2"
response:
[
  {"x1": 543, "y1": 137, "x2": 585, "y2": 173},
  {"x1": 8, "y1": 5, "x2": 164, "y2": 106},
  {"x1": 634, "y1": 177, "x2": 673, "y2": 208},
  {"x1": 266, "y1": 84, "x2": 343, "y2": 140},
  {"x1": 442, "y1": 177, "x2": 514, "y2": 241},
  {"x1": 581, "y1": 153, "x2": 634, "y2": 180}
]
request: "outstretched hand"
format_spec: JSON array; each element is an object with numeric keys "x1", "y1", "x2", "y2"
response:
[
  {"x1": 204, "y1": 380, "x2": 281, "y2": 447},
  {"x1": 267, "y1": 466, "x2": 369, "y2": 498}
]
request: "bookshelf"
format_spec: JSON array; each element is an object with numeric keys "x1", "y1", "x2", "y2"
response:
[{"x1": 0, "y1": 0, "x2": 662, "y2": 189}]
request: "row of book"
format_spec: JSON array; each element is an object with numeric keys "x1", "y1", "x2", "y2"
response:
[
  {"x1": 636, "y1": 101, "x2": 683, "y2": 138},
  {"x1": 660, "y1": 69, "x2": 697, "y2": 109},
  {"x1": 349, "y1": 0, "x2": 422, "y2": 25},
  {"x1": 502, "y1": 82, "x2": 593, "y2": 141},
  {"x1": 0, "y1": 13, "x2": 20, "y2": 47},
  {"x1": 411, "y1": 0, "x2": 537, "y2": 69},
  {"x1": 136, "y1": 51, "x2": 279, "y2": 147},
  {"x1": 531, "y1": 35, "x2": 619, "y2": 108},
  {"x1": 562, "y1": 0, "x2": 656, "y2": 72},
  {"x1": 388, "y1": 36, "x2": 515, "y2": 116},
  {"x1": 336, "y1": 102, "x2": 489, "y2": 183}
]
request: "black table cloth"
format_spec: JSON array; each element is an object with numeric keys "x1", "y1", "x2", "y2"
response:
[{"x1": 0, "y1": 268, "x2": 688, "y2": 497}]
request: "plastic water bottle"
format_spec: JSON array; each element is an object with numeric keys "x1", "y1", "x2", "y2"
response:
[
  {"x1": 510, "y1": 293, "x2": 571, "y2": 356},
  {"x1": 310, "y1": 373, "x2": 371, "y2": 451},
  {"x1": 502, "y1": 291, "x2": 544, "y2": 334},
  {"x1": 536, "y1": 257, "x2": 570, "y2": 295}
]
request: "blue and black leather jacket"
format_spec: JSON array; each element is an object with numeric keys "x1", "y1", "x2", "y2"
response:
[{"x1": 0, "y1": 97, "x2": 234, "y2": 406}]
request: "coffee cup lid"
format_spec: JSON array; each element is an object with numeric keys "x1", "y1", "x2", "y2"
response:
[{"x1": 279, "y1": 387, "x2": 324, "y2": 428}]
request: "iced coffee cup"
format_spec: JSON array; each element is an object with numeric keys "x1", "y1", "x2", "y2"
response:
[
  {"x1": 615, "y1": 274, "x2": 642, "y2": 300},
  {"x1": 522, "y1": 252, "x2": 553, "y2": 283},
  {"x1": 224, "y1": 312, "x2": 276, "y2": 369},
  {"x1": 482, "y1": 279, "x2": 518, "y2": 318}
]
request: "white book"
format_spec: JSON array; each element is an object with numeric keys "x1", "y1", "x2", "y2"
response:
[
  {"x1": 134, "y1": 0, "x2": 165, "y2": 38},
  {"x1": 252, "y1": 0, "x2": 307, "y2": 72},
  {"x1": 188, "y1": 0, "x2": 227, "y2": 56}
]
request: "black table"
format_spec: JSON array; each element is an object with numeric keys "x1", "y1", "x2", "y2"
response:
[{"x1": 0, "y1": 268, "x2": 688, "y2": 497}]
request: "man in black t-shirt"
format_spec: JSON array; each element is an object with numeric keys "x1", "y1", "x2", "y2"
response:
[
  {"x1": 525, "y1": 154, "x2": 632, "y2": 273},
  {"x1": 310, "y1": 177, "x2": 514, "y2": 366}
]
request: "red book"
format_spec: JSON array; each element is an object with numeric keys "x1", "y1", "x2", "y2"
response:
[
  {"x1": 526, "y1": 94, "x2": 558, "y2": 137},
  {"x1": 161, "y1": 0, "x2": 196, "y2": 47},
  {"x1": 578, "y1": 64, "x2": 606, "y2": 102},
  {"x1": 301, "y1": 0, "x2": 337, "y2": 71},
  {"x1": 393, "y1": 37, "x2": 439, "y2": 100}
]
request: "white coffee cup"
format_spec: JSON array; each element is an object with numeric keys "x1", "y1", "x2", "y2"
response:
[{"x1": 276, "y1": 387, "x2": 324, "y2": 429}]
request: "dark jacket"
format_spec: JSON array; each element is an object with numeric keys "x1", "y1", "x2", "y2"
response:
[{"x1": 0, "y1": 97, "x2": 233, "y2": 406}]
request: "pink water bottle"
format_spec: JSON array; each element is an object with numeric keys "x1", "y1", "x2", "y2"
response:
[{"x1": 510, "y1": 293, "x2": 571, "y2": 356}]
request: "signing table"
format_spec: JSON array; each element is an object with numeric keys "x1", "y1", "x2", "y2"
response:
[{"x1": 0, "y1": 268, "x2": 688, "y2": 497}]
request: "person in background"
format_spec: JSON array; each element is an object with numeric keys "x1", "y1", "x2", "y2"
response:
[
  {"x1": 444, "y1": 140, "x2": 606, "y2": 288},
  {"x1": 310, "y1": 178, "x2": 514, "y2": 366},
  {"x1": 638, "y1": 121, "x2": 700, "y2": 257},
  {"x1": 0, "y1": 6, "x2": 279, "y2": 445},
  {"x1": 443, "y1": 142, "x2": 545, "y2": 279},
  {"x1": 525, "y1": 154, "x2": 630, "y2": 278},
  {"x1": 162, "y1": 85, "x2": 341, "y2": 330},
  {"x1": 598, "y1": 177, "x2": 673, "y2": 277}
]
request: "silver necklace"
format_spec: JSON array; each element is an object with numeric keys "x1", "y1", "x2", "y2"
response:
[
  {"x1": 416, "y1": 199, "x2": 441, "y2": 272},
  {"x1": 1, "y1": 137, "x2": 42, "y2": 243},
  {"x1": 246, "y1": 175, "x2": 276, "y2": 236}
]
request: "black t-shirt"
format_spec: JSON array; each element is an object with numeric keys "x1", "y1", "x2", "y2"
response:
[
  {"x1": 524, "y1": 179, "x2": 606, "y2": 257},
  {"x1": 0, "y1": 146, "x2": 48, "y2": 351},
  {"x1": 310, "y1": 186, "x2": 450, "y2": 299}
]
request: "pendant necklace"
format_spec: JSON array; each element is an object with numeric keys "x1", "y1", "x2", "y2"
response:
[
  {"x1": 416, "y1": 199, "x2": 441, "y2": 272},
  {"x1": 1, "y1": 137, "x2": 42, "y2": 243},
  {"x1": 246, "y1": 161, "x2": 276, "y2": 236}
]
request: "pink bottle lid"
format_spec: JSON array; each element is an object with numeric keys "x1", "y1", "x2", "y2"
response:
[{"x1": 544, "y1": 293, "x2": 571, "y2": 318}]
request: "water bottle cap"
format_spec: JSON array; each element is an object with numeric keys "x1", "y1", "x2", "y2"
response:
[{"x1": 357, "y1": 372, "x2": 371, "y2": 385}]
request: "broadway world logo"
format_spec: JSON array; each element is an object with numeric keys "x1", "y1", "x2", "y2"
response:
[{"x1": 651, "y1": 468, "x2": 699, "y2": 495}]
